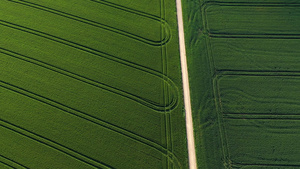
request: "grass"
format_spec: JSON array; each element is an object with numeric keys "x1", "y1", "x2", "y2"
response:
[
  {"x1": 0, "y1": 0, "x2": 188, "y2": 168},
  {"x1": 183, "y1": 0, "x2": 300, "y2": 168}
]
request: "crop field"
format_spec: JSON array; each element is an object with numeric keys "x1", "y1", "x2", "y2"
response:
[
  {"x1": 183, "y1": 0, "x2": 300, "y2": 168},
  {"x1": 0, "y1": 0, "x2": 188, "y2": 168}
]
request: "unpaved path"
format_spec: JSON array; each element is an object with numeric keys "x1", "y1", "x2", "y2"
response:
[{"x1": 175, "y1": 0, "x2": 198, "y2": 169}]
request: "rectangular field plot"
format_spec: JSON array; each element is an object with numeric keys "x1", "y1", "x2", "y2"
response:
[
  {"x1": 0, "y1": 0, "x2": 188, "y2": 168},
  {"x1": 218, "y1": 75, "x2": 300, "y2": 116},
  {"x1": 224, "y1": 118, "x2": 300, "y2": 168},
  {"x1": 183, "y1": 0, "x2": 300, "y2": 168},
  {"x1": 217, "y1": 75, "x2": 300, "y2": 167},
  {"x1": 204, "y1": 3, "x2": 300, "y2": 36},
  {"x1": 211, "y1": 38, "x2": 300, "y2": 72}
]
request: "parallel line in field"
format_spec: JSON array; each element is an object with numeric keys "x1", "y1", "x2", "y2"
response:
[
  {"x1": 201, "y1": 1, "x2": 300, "y2": 7},
  {"x1": 0, "y1": 161, "x2": 14, "y2": 169},
  {"x1": 216, "y1": 69, "x2": 300, "y2": 77},
  {"x1": 207, "y1": 32, "x2": 232, "y2": 167},
  {"x1": 0, "y1": 47, "x2": 171, "y2": 112},
  {"x1": 7, "y1": 0, "x2": 170, "y2": 46},
  {"x1": 0, "y1": 20, "x2": 178, "y2": 112},
  {"x1": 90, "y1": 0, "x2": 171, "y2": 45},
  {"x1": 201, "y1": 2, "x2": 300, "y2": 39},
  {"x1": 212, "y1": 77, "x2": 232, "y2": 167},
  {"x1": 203, "y1": 1, "x2": 232, "y2": 166},
  {"x1": 91, "y1": 0, "x2": 160, "y2": 19},
  {"x1": 0, "y1": 81, "x2": 181, "y2": 168},
  {"x1": 0, "y1": 154, "x2": 28, "y2": 169},
  {"x1": 159, "y1": 0, "x2": 173, "y2": 168},
  {"x1": 202, "y1": 1, "x2": 300, "y2": 167},
  {"x1": 225, "y1": 112, "x2": 300, "y2": 117},
  {"x1": 232, "y1": 162, "x2": 300, "y2": 168},
  {"x1": 224, "y1": 114, "x2": 300, "y2": 120},
  {"x1": 0, "y1": 119, "x2": 113, "y2": 169},
  {"x1": 208, "y1": 34, "x2": 300, "y2": 39},
  {"x1": 220, "y1": 88, "x2": 299, "y2": 107}
]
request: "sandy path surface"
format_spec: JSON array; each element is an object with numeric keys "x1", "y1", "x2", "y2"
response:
[{"x1": 175, "y1": 0, "x2": 198, "y2": 169}]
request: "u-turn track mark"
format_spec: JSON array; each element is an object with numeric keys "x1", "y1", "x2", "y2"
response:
[
  {"x1": 0, "y1": 20, "x2": 179, "y2": 112},
  {"x1": 0, "y1": 81, "x2": 182, "y2": 169},
  {"x1": 7, "y1": 0, "x2": 171, "y2": 46}
]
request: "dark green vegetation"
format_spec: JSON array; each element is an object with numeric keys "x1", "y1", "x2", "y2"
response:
[
  {"x1": 0, "y1": 0, "x2": 188, "y2": 168},
  {"x1": 183, "y1": 0, "x2": 300, "y2": 168}
]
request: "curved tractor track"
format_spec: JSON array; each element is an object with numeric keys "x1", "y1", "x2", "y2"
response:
[{"x1": 7, "y1": 0, "x2": 171, "y2": 46}]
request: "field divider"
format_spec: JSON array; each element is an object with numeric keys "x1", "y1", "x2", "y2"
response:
[
  {"x1": 0, "y1": 80, "x2": 181, "y2": 168},
  {"x1": 0, "y1": 118, "x2": 113, "y2": 169},
  {"x1": 0, "y1": 20, "x2": 179, "y2": 112},
  {"x1": 7, "y1": 0, "x2": 171, "y2": 46}
]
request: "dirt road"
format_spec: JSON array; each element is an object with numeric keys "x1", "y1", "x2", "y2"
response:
[{"x1": 176, "y1": 0, "x2": 198, "y2": 169}]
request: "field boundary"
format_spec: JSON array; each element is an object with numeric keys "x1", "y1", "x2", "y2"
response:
[{"x1": 175, "y1": 0, "x2": 197, "y2": 169}]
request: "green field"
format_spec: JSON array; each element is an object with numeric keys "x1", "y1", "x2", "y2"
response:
[
  {"x1": 183, "y1": 0, "x2": 300, "y2": 168},
  {"x1": 0, "y1": 0, "x2": 188, "y2": 168}
]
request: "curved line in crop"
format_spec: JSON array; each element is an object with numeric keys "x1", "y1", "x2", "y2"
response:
[
  {"x1": 0, "y1": 20, "x2": 179, "y2": 112},
  {"x1": 7, "y1": 0, "x2": 171, "y2": 46},
  {"x1": 0, "y1": 81, "x2": 182, "y2": 168}
]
